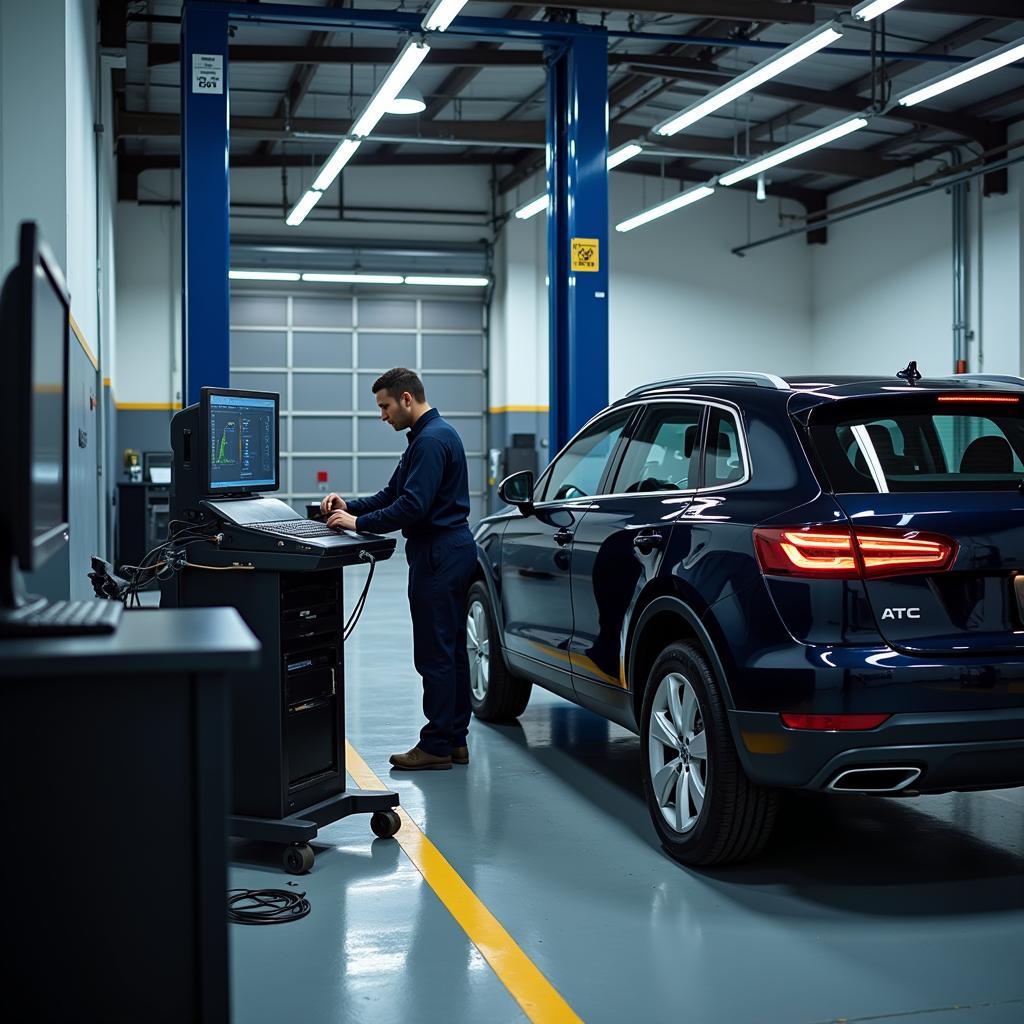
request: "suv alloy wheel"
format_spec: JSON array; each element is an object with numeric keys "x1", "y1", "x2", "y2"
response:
[
  {"x1": 466, "y1": 581, "x2": 533, "y2": 721},
  {"x1": 640, "y1": 643, "x2": 779, "y2": 865}
]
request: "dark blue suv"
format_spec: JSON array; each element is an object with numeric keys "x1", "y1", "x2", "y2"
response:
[{"x1": 467, "y1": 372, "x2": 1024, "y2": 865}]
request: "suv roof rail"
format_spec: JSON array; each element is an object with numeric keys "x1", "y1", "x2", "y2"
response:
[
  {"x1": 949, "y1": 373, "x2": 1024, "y2": 388},
  {"x1": 626, "y1": 371, "x2": 790, "y2": 397}
]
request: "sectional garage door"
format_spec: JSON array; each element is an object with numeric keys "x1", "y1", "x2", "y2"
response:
[{"x1": 230, "y1": 291, "x2": 487, "y2": 525}]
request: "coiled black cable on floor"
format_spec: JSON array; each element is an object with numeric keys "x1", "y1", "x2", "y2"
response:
[{"x1": 227, "y1": 888, "x2": 311, "y2": 926}]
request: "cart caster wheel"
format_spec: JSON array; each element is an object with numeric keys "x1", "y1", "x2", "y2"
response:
[
  {"x1": 371, "y1": 810, "x2": 401, "y2": 839},
  {"x1": 283, "y1": 843, "x2": 315, "y2": 875}
]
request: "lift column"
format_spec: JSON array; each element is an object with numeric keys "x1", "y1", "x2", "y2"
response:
[
  {"x1": 180, "y1": 2, "x2": 231, "y2": 406},
  {"x1": 546, "y1": 32, "x2": 610, "y2": 452}
]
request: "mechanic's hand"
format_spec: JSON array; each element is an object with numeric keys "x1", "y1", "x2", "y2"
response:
[
  {"x1": 327, "y1": 509, "x2": 358, "y2": 533},
  {"x1": 320, "y1": 492, "x2": 347, "y2": 517}
]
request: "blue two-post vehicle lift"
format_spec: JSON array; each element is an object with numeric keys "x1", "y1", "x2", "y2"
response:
[{"x1": 180, "y1": 0, "x2": 610, "y2": 452}]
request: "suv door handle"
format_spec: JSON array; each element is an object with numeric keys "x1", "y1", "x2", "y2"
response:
[
  {"x1": 554, "y1": 528, "x2": 574, "y2": 547},
  {"x1": 633, "y1": 531, "x2": 664, "y2": 553}
]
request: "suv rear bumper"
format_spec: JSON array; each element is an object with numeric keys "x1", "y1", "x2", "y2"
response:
[{"x1": 729, "y1": 707, "x2": 1024, "y2": 793}]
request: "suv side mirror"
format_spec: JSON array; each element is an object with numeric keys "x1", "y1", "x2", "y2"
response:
[{"x1": 499, "y1": 470, "x2": 535, "y2": 515}]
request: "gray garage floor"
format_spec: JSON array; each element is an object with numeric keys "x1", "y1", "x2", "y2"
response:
[{"x1": 230, "y1": 559, "x2": 1024, "y2": 1024}]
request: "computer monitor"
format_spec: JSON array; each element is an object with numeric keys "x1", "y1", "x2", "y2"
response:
[
  {"x1": 201, "y1": 387, "x2": 279, "y2": 495},
  {"x1": 0, "y1": 222, "x2": 70, "y2": 606}
]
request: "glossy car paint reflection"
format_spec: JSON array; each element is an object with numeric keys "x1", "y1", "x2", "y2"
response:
[{"x1": 475, "y1": 377, "x2": 1024, "y2": 796}]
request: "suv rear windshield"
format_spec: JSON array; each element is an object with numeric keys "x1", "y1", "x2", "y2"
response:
[{"x1": 806, "y1": 395, "x2": 1024, "y2": 493}]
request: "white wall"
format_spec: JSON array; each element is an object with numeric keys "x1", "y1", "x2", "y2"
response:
[
  {"x1": 810, "y1": 157, "x2": 1023, "y2": 378},
  {"x1": 490, "y1": 171, "x2": 814, "y2": 411},
  {"x1": 115, "y1": 183, "x2": 182, "y2": 405},
  {"x1": 0, "y1": 0, "x2": 116, "y2": 596}
]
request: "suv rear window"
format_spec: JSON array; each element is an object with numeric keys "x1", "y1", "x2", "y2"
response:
[{"x1": 807, "y1": 395, "x2": 1024, "y2": 492}]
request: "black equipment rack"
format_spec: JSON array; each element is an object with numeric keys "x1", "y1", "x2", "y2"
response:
[{"x1": 174, "y1": 543, "x2": 399, "y2": 874}]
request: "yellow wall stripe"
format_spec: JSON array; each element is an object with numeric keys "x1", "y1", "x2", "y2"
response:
[
  {"x1": 68, "y1": 313, "x2": 99, "y2": 371},
  {"x1": 345, "y1": 741, "x2": 583, "y2": 1024},
  {"x1": 115, "y1": 403, "x2": 181, "y2": 411},
  {"x1": 489, "y1": 404, "x2": 549, "y2": 414}
]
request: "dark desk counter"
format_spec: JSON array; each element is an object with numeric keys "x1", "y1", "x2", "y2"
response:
[
  {"x1": 0, "y1": 605, "x2": 260, "y2": 676},
  {"x1": 0, "y1": 606, "x2": 260, "y2": 1023}
]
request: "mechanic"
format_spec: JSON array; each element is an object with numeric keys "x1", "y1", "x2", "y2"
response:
[{"x1": 321, "y1": 367, "x2": 476, "y2": 772}]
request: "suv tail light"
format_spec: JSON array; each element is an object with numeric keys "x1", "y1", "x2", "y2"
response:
[{"x1": 753, "y1": 525, "x2": 957, "y2": 580}]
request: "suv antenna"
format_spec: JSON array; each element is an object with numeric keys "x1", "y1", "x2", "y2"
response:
[{"x1": 897, "y1": 360, "x2": 922, "y2": 386}]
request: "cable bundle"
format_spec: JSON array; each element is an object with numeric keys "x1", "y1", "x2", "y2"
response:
[
  {"x1": 343, "y1": 551, "x2": 376, "y2": 641},
  {"x1": 117, "y1": 518, "x2": 220, "y2": 607},
  {"x1": 227, "y1": 888, "x2": 311, "y2": 926}
]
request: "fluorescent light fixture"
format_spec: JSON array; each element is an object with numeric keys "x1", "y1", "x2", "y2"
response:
[
  {"x1": 285, "y1": 189, "x2": 324, "y2": 227},
  {"x1": 404, "y1": 275, "x2": 490, "y2": 287},
  {"x1": 422, "y1": 0, "x2": 469, "y2": 32},
  {"x1": 852, "y1": 0, "x2": 907, "y2": 21},
  {"x1": 352, "y1": 40, "x2": 431, "y2": 137},
  {"x1": 229, "y1": 270, "x2": 301, "y2": 282},
  {"x1": 615, "y1": 184, "x2": 715, "y2": 233},
  {"x1": 897, "y1": 38, "x2": 1024, "y2": 108},
  {"x1": 311, "y1": 138, "x2": 361, "y2": 192},
  {"x1": 654, "y1": 25, "x2": 843, "y2": 137},
  {"x1": 514, "y1": 194, "x2": 548, "y2": 220},
  {"x1": 608, "y1": 142, "x2": 644, "y2": 169},
  {"x1": 719, "y1": 116, "x2": 869, "y2": 186},
  {"x1": 301, "y1": 272, "x2": 405, "y2": 284}
]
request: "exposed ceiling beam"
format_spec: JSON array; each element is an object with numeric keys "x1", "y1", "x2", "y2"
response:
[
  {"x1": 469, "y1": 1, "x2": 817, "y2": 23},
  {"x1": 743, "y1": 18, "x2": 1008, "y2": 148},
  {"x1": 116, "y1": 151, "x2": 510, "y2": 201},
  {"x1": 259, "y1": 0, "x2": 347, "y2": 159},
  {"x1": 147, "y1": 43, "x2": 544, "y2": 68},
  {"x1": 117, "y1": 110, "x2": 546, "y2": 145},
  {"x1": 374, "y1": 6, "x2": 533, "y2": 164},
  {"x1": 783, "y1": 19, "x2": 1011, "y2": 193},
  {"x1": 643, "y1": 66, "x2": 997, "y2": 140},
  {"x1": 499, "y1": 14, "x2": 767, "y2": 194},
  {"x1": 116, "y1": 109, "x2": 896, "y2": 178}
]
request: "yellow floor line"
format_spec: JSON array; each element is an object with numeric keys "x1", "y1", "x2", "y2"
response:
[{"x1": 345, "y1": 740, "x2": 583, "y2": 1024}]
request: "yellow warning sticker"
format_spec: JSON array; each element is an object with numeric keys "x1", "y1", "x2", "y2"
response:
[{"x1": 571, "y1": 237, "x2": 600, "y2": 272}]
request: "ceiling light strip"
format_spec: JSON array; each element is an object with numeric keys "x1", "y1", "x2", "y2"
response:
[
  {"x1": 229, "y1": 271, "x2": 490, "y2": 288},
  {"x1": 615, "y1": 185, "x2": 715, "y2": 233},
  {"x1": 229, "y1": 270, "x2": 301, "y2": 282},
  {"x1": 422, "y1": 0, "x2": 469, "y2": 33},
  {"x1": 285, "y1": 189, "x2": 323, "y2": 227},
  {"x1": 897, "y1": 38, "x2": 1024, "y2": 108},
  {"x1": 851, "y1": 0, "x2": 907, "y2": 22},
  {"x1": 654, "y1": 24, "x2": 843, "y2": 137},
  {"x1": 718, "y1": 116, "x2": 869, "y2": 186}
]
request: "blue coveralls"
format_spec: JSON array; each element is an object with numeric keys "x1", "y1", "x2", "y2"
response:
[{"x1": 346, "y1": 408, "x2": 477, "y2": 757}]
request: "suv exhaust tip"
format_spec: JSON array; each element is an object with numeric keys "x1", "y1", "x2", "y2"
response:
[{"x1": 827, "y1": 766, "x2": 922, "y2": 793}]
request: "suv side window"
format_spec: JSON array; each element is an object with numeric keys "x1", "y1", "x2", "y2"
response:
[
  {"x1": 612, "y1": 404, "x2": 705, "y2": 493},
  {"x1": 703, "y1": 407, "x2": 746, "y2": 487},
  {"x1": 539, "y1": 409, "x2": 631, "y2": 502}
]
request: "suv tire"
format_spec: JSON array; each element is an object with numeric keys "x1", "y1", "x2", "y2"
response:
[
  {"x1": 640, "y1": 642, "x2": 778, "y2": 866},
  {"x1": 466, "y1": 580, "x2": 532, "y2": 722}
]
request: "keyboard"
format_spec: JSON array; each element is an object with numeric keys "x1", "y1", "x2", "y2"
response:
[
  {"x1": 246, "y1": 519, "x2": 347, "y2": 538},
  {"x1": 0, "y1": 599, "x2": 123, "y2": 637}
]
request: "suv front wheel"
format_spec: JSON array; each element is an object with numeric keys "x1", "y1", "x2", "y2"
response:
[
  {"x1": 640, "y1": 642, "x2": 778, "y2": 865},
  {"x1": 466, "y1": 581, "x2": 532, "y2": 721}
]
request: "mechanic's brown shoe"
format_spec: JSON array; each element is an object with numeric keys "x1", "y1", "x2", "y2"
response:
[
  {"x1": 389, "y1": 746, "x2": 452, "y2": 771},
  {"x1": 452, "y1": 746, "x2": 469, "y2": 765}
]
